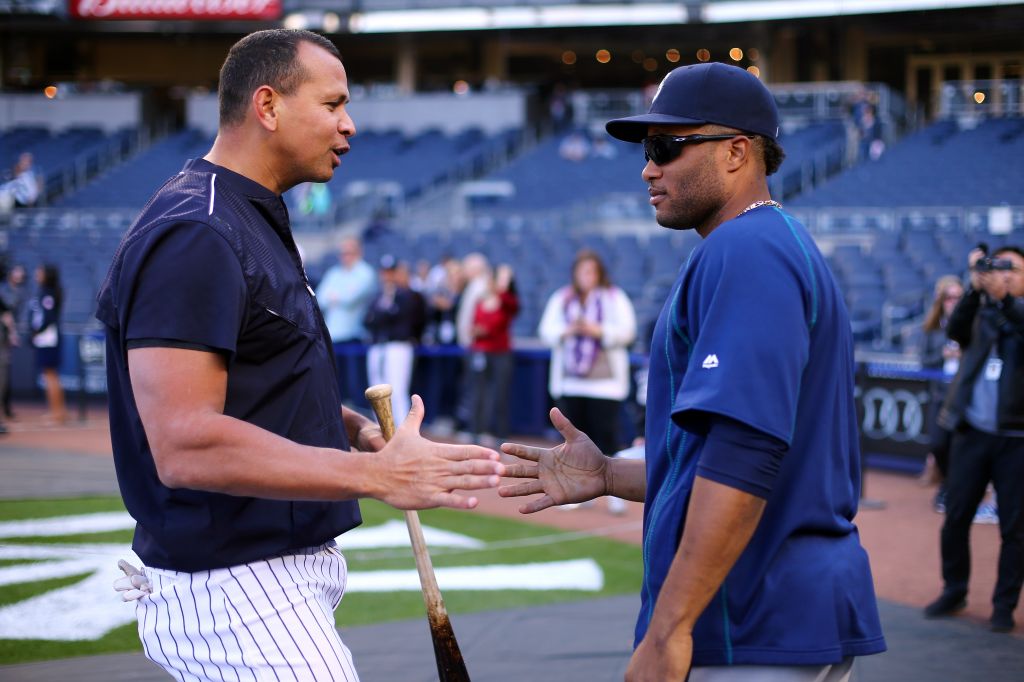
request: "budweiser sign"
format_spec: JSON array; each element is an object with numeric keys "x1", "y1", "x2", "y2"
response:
[{"x1": 70, "y1": 0, "x2": 282, "y2": 19}]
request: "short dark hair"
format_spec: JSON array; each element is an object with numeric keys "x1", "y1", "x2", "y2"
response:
[
  {"x1": 706, "y1": 125, "x2": 785, "y2": 176},
  {"x1": 994, "y1": 245, "x2": 1024, "y2": 260},
  {"x1": 218, "y1": 29, "x2": 341, "y2": 127},
  {"x1": 759, "y1": 137, "x2": 786, "y2": 176}
]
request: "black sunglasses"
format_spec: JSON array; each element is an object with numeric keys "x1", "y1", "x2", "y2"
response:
[{"x1": 642, "y1": 134, "x2": 758, "y2": 165}]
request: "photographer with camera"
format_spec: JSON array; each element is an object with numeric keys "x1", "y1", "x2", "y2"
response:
[{"x1": 925, "y1": 243, "x2": 1024, "y2": 633}]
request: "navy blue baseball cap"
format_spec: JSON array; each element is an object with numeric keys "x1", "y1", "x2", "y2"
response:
[{"x1": 606, "y1": 62, "x2": 780, "y2": 143}]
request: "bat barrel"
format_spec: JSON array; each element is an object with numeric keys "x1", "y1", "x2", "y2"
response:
[{"x1": 362, "y1": 384, "x2": 471, "y2": 681}]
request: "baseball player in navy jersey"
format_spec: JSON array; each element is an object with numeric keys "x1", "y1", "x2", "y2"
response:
[
  {"x1": 98, "y1": 30, "x2": 504, "y2": 681},
  {"x1": 500, "y1": 63, "x2": 886, "y2": 680}
]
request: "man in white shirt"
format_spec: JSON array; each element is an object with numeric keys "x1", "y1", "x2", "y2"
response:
[{"x1": 316, "y1": 236, "x2": 377, "y2": 405}]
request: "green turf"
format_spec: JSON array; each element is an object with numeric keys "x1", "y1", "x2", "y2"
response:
[
  {"x1": 0, "y1": 497, "x2": 127, "y2": 521},
  {"x1": 0, "y1": 496, "x2": 641, "y2": 665},
  {"x1": 0, "y1": 573, "x2": 95, "y2": 608},
  {"x1": 0, "y1": 624, "x2": 140, "y2": 666},
  {"x1": 0, "y1": 559, "x2": 45, "y2": 568},
  {"x1": 3, "y1": 530, "x2": 134, "y2": 545}
]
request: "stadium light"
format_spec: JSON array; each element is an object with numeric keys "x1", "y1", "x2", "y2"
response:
[
  {"x1": 283, "y1": 12, "x2": 309, "y2": 29},
  {"x1": 348, "y1": 4, "x2": 688, "y2": 33},
  {"x1": 702, "y1": 0, "x2": 1019, "y2": 22},
  {"x1": 323, "y1": 12, "x2": 341, "y2": 33}
]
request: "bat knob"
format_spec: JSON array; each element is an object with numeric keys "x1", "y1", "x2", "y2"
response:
[{"x1": 365, "y1": 384, "x2": 393, "y2": 402}]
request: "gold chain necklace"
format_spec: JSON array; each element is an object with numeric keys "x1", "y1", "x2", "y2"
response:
[{"x1": 738, "y1": 199, "x2": 782, "y2": 217}]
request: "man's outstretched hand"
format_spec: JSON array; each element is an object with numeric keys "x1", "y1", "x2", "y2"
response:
[
  {"x1": 498, "y1": 407, "x2": 608, "y2": 513},
  {"x1": 372, "y1": 395, "x2": 504, "y2": 511}
]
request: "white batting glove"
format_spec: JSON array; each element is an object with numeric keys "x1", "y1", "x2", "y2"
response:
[{"x1": 114, "y1": 559, "x2": 152, "y2": 602}]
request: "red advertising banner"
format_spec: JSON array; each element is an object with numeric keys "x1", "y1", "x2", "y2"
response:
[{"x1": 69, "y1": 0, "x2": 282, "y2": 20}]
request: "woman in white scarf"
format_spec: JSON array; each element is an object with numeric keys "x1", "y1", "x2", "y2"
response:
[{"x1": 539, "y1": 250, "x2": 636, "y2": 456}]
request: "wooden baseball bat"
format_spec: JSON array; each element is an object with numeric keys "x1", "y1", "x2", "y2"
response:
[{"x1": 364, "y1": 384, "x2": 470, "y2": 682}]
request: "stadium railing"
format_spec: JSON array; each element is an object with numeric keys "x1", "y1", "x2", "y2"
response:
[{"x1": 939, "y1": 78, "x2": 1024, "y2": 118}]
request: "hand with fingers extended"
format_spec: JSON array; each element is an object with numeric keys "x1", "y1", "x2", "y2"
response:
[
  {"x1": 498, "y1": 407, "x2": 609, "y2": 513},
  {"x1": 371, "y1": 394, "x2": 505, "y2": 511}
]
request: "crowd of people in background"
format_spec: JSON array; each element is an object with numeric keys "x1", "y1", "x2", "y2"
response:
[
  {"x1": 0, "y1": 261, "x2": 67, "y2": 431},
  {"x1": 311, "y1": 237, "x2": 643, "y2": 458}
]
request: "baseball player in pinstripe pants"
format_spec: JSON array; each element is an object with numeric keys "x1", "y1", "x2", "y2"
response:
[{"x1": 98, "y1": 29, "x2": 505, "y2": 681}]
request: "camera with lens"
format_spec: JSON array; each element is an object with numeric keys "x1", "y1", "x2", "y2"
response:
[
  {"x1": 972, "y1": 257, "x2": 1014, "y2": 273},
  {"x1": 971, "y1": 242, "x2": 1015, "y2": 273}
]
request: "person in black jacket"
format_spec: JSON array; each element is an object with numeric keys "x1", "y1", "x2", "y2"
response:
[
  {"x1": 364, "y1": 255, "x2": 425, "y2": 425},
  {"x1": 926, "y1": 245, "x2": 1024, "y2": 633}
]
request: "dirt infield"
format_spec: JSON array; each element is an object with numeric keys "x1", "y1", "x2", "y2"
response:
[{"x1": 2, "y1": 400, "x2": 1019, "y2": 636}]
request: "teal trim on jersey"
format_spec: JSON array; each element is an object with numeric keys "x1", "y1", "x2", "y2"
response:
[
  {"x1": 641, "y1": 278, "x2": 691, "y2": 633},
  {"x1": 721, "y1": 585, "x2": 733, "y2": 664},
  {"x1": 777, "y1": 208, "x2": 818, "y2": 331}
]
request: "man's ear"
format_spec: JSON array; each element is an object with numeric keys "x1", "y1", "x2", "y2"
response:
[
  {"x1": 723, "y1": 136, "x2": 753, "y2": 173},
  {"x1": 252, "y1": 85, "x2": 279, "y2": 132}
]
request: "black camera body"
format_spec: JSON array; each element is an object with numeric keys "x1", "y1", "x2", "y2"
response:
[
  {"x1": 972, "y1": 242, "x2": 1015, "y2": 273},
  {"x1": 973, "y1": 257, "x2": 1015, "y2": 273}
]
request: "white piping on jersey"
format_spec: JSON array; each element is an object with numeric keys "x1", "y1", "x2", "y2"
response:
[{"x1": 208, "y1": 173, "x2": 217, "y2": 215}]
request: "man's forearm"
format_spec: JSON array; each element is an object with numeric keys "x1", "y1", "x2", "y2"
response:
[
  {"x1": 150, "y1": 410, "x2": 385, "y2": 501},
  {"x1": 644, "y1": 476, "x2": 766, "y2": 644},
  {"x1": 947, "y1": 289, "x2": 981, "y2": 345}
]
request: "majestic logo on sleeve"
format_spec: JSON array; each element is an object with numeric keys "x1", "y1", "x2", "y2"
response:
[{"x1": 701, "y1": 354, "x2": 719, "y2": 369}]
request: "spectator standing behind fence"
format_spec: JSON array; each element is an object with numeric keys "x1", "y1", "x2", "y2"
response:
[
  {"x1": 918, "y1": 275, "x2": 964, "y2": 510},
  {"x1": 539, "y1": 249, "x2": 636, "y2": 457},
  {"x1": 316, "y1": 236, "x2": 377, "y2": 406},
  {"x1": 0, "y1": 264, "x2": 28, "y2": 419},
  {"x1": 364, "y1": 255, "x2": 424, "y2": 425},
  {"x1": 426, "y1": 257, "x2": 465, "y2": 433},
  {"x1": 29, "y1": 264, "x2": 66, "y2": 425},
  {"x1": 455, "y1": 252, "x2": 492, "y2": 439},
  {"x1": 468, "y1": 264, "x2": 520, "y2": 446},
  {"x1": 395, "y1": 260, "x2": 428, "y2": 344},
  {"x1": 926, "y1": 245, "x2": 1024, "y2": 633},
  {"x1": 0, "y1": 292, "x2": 16, "y2": 434}
]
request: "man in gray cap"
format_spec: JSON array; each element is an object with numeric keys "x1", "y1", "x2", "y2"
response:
[{"x1": 500, "y1": 62, "x2": 886, "y2": 680}]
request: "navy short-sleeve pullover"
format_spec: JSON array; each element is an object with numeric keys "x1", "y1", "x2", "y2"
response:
[
  {"x1": 96, "y1": 159, "x2": 361, "y2": 572},
  {"x1": 639, "y1": 206, "x2": 886, "y2": 665}
]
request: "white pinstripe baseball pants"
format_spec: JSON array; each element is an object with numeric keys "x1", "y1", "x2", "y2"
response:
[{"x1": 137, "y1": 542, "x2": 360, "y2": 682}]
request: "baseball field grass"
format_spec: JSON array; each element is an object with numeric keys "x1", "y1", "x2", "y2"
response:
[{"x1": 0, "y1": 495, "x2": 641, "y2": 665}]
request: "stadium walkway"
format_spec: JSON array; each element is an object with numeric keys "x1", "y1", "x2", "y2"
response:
[{"x1": 1, "y1": 404, "x2": 1023, "y2": 681}]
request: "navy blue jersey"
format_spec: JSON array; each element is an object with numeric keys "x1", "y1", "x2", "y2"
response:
[
  {"x1": 639, "y1": 206, "x2": 886, "y2": 665},
  {"x1": 96, "y1": 159, "x2": 361, "y2": 572}
]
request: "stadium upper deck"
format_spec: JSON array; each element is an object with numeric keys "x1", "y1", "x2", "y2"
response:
[{"x1": 2, "y1": 0, "x2": 1022, "y2": 118}]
